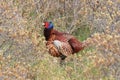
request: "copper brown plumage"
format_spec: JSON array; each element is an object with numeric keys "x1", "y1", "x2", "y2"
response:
[{"x1": 43, "y1": 21, "x2": 85, "y2": 63}]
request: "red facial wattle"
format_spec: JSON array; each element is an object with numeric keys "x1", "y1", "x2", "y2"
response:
[{"x1": 44, "y1": 22, "x2": 49, "y2": 28}]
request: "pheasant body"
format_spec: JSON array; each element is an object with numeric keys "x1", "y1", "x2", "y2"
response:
[{"x1": 43, "y1": 22, "x2": 85, "y2": 61}]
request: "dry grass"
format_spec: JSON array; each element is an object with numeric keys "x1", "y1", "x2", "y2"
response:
[{"x1": 0, "y1": 0, "x2": 120, "y2": 80}]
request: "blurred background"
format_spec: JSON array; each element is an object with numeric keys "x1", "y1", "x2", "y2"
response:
[{"x1": 0, "y1": 0, "x2": 120, "y2": 80}]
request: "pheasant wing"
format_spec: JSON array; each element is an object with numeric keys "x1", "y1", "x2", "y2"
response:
[
  {"x1": 53, "y1": 40, "x2": 73, "y2": 57},
  {"x1": 46, "y1": 42, "x2": 60, "y2": 57}
]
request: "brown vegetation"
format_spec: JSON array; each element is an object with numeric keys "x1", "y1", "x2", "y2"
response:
[{"x1": 0, "y1": 0, "x2": 120, "y2": 80}]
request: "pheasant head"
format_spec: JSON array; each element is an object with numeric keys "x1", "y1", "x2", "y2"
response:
[{"x1": 42, "y1": 21, "x2": 54, "y2": 29}]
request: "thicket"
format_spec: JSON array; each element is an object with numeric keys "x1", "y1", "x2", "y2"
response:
[{"x1": 0, "y1": 0, "x2": 120, "y2": 80}]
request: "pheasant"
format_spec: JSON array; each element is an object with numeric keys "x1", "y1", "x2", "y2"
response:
[{"x1": 42, "y1": 21, "x2": 85, "y2": 64}]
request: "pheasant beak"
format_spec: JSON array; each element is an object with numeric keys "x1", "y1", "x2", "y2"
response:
[
  {"x1": 42, "y1": 22, "x2": 45, "y2": 26},
  {"x1": 42, "y1": 22, "x2": 50, "y2": 28}
]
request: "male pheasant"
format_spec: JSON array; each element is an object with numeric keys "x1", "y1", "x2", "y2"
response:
[{"x1": 43, "y1": 21, "x2": 85, "y2": 64}]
